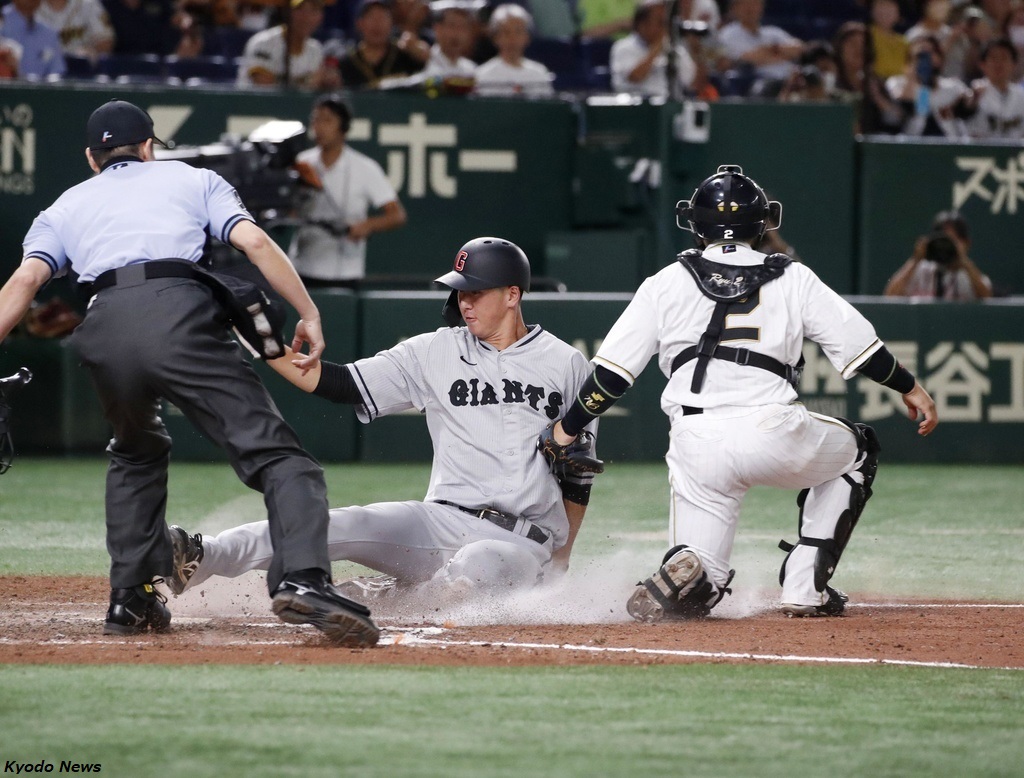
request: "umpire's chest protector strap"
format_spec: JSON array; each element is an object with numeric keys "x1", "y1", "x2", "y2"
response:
[{"x1": 672, "y1": 250, "x2": 799, "y2": 392}]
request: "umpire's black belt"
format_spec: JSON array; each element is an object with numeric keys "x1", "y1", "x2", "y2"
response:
[
  {"x1": 85, "y1": 259, "x2": 199, "y2": 297},
  {"x1": 435, "y1": 500, "x2": 550, "y2": 545}
]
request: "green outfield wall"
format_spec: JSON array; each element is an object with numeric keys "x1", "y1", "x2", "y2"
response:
[{"x1": 3, "y1": 294, "x2": 1022, "y2": 465}]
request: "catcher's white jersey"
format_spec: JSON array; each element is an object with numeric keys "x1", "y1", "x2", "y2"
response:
[
  {"x1": 350, "y1": 324, "x2": 595, "y2": 543},
  {"x1": 594, "y1": 242, "x2": 883, "y2": 412}
]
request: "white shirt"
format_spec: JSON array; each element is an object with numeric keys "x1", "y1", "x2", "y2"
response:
[
  {"x1": 964, "y1": 79, "x2": 1024, "y2": 140},
  {"x1": 422, "y1": 43, "x2": 476, "y2": 79},
  {"x1": 716, "y1": 21, "x2": 799, "y2": 82},
  {"x1": 610, "y1": 32, "x2": 696, "y2": 97},
  {"x1": 898, "y1": 259, "x2": 990, "y2": 301},
  {"x1": 350, "y1": 324, "x2": 595, "y2": 539},
  {"x1": 593, "y1": 242, "x2": 881, "y2": 413},
  {"x1": 236, "y1": 25, "x2": 324, "y2": 88},
  {"x1": 37, "y1": 0, "x2": 112, "y2": 56},
  {"x1": 474, "y1": 56, "x2": 555, "y2": 97},
  {"x1": 885, "y1": 74, "x2": 972, "y2": 138},
  {"x1": 289, "y1": 145, "x2": 398, "y2": 281},
  {"x1": 23, "y1": 159, "x2": 252, "y2": 282}
]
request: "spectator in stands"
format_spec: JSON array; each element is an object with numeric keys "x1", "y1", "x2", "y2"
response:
[
  {"x1": 963, "y1": 37, "x2": 1024, "y2": 138},
  {"x1": 943, "y1": 3, "x2": 995, "y2": 82},
  {"x1": 885, "y1": 210, "x2": 992, "y2": 300},
  {"x1": 102, "y1": 0, "x2": 177, "y2": 56},
  {"x1": 421, "y1": 0, "x2": 477, "y2": 79},
  {"x1": 869, "y1": 0, "x2": 909, "y2": 80},
  {"x1": 0, "y1": 35, "x2": 22, "y2": 78},
  {"x1": 979, "y1": 0, "x2": 1012, "y2": 34},
  {"x1": 38, "y1": 0, "x2": 114, "y2": 59},
  {"x1": 580, "y1": 0, "x2": 720, "y2": 40},
  {"x1": 778, "y1": 42, "x2": 836, "y2": 103},
  {"x1": 832, "y1": 20, "x2": 904, "y2": 133},
  {"x1": 610, "y1": 0, "x2": 695, "y2": 97},
  {"x1": 1, "y1": 0, "x2": 66, "y2": 78},
  {"x1": 1005, "y1": 2, "x2": 1024, "y2": 79},
  {"x1": 905, "y1": 0, "x2": 953, "y2": 47},
  {"x1": 236, "y1": 0, "x2": 339, "y2": 89},
  {"x1": 290, "y1": 94, "x2": 407, "y2": 286},
  {"x1": 393, "y1": 0, "x2": 432, "y2": 64},
  {"x1": 886, "y1": 33, "x2": 973, "y2": 136},
  {"x1": 475, "y1": 3, "x2": 554, "y2": 96},
  {"x1": 337, "y1": 0, "x2": 424, "y2": 88},
  {"x1": 715, "y1": 0, "x2": 803, "y2": 97}
]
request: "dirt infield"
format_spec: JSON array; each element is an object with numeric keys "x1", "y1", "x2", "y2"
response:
[{"x1": 3, "y1": 576, "x2": 1022, "y2": 669}]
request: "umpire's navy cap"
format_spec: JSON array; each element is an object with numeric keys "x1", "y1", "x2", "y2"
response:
[{"x1": 86, "y1": 99, "x2": 167, "y2": 151}]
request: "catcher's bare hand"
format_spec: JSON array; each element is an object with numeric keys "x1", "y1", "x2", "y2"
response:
[
  {"x1": 902, "y1": 382, "x2": 938, "y2": 436},
  {"x1": 537, "y1": 424, "x2": 605, "y2": 477}
]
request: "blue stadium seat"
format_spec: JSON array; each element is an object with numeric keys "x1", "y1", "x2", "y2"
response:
[
  {"x1": 64, "y1": 54, "x2": 96, "y2": 80},
  {"x1": 580, "y1": 36, "x2": 612, "y2": 70},
  {"x1": 95, "y1": 54, "x2": 164, "y2": 81},
  {"x1": 526, "y1": 36, "x2": 588, "y2": 91},
  {"x1": 209, "y1": 27, "x2": 256, "y2": 59},
  {"x1": 164, "y1": 55, "x2": 236, "y2": 83}
]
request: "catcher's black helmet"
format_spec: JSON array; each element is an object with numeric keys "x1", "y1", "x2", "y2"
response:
[
  {"x1": 435, "y1": 237, "x2": 531, "y2": 327},
  {"x1": 676, "y1": 164, "x2": 782, "y2": 244},
  {"x1": 434, "y1": 236, "x2": 531, "y2": 292}
]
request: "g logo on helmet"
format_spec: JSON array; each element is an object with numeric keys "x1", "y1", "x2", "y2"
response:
[{"x1": 454, "y1": 250, "x2": 468, "y2": 271}]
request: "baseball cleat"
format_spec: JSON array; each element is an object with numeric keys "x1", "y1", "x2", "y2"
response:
[
  {"x1": 626, "y1": 548, "x2": 705, "y2": 624},
  {"x1": 103, "y1": 582, "x2": 172, "y2": 635},
  {"x1": 335, "y1": 574, "x2": 400, "y2": 602},
  {"x1": 781, "y1": 586, "x2": 849, "y2": 618},
  {"x1": 272, "y1": 572, "x2": 381, "y2": 648},
  {"x1": 168, "y1": 525, "x2": 204, "y2": 595}
]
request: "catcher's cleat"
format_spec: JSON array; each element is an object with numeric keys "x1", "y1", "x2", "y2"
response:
[
  {"x1": 168, "y1": 525, "x2": 204, "y2": 595},
  {"x1": 781, "y1": 585, "x2": 849, "y2": 618},
  {"x1": 103, "y1": 582, "x2": 172, "y2": 635},
  {"x1": 626, "y1": 547, "x2": 708, "y2": 624},
  {"x1": 334, "y1": 574, "x2": 400, "y2": 602},
  {"x1": 272, "y1": 570, "x2": 381, "y2": 648}
]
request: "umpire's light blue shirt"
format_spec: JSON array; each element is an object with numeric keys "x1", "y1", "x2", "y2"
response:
[{"x1": 23, "y1": 158, "x2": 254, "y2": 283}]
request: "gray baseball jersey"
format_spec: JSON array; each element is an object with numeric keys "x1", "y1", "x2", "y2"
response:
[
  {"x1": 186, "y1": 323, "x2": 599, "y2": 593},
  {"x1": 351, "y1": 324, "x2": 595, "y2": 545}
]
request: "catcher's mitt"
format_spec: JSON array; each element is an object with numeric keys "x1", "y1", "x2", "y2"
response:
[{"x1": 537, "y1": 425, "x2": 605, "y2": 478}]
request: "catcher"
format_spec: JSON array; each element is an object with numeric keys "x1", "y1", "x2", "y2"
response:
[{"x1": 167, "y1": 237, "x2": 603, "y2": 601}]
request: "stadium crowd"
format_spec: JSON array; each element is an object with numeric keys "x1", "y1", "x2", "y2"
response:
[{"x1": 1, "y1": 0, "x2": 1024, "y2": 138}]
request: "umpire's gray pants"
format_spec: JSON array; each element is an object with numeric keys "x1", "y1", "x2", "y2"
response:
[{"x1": 70, "y1": 276, "x2": 330, "y2": 593}]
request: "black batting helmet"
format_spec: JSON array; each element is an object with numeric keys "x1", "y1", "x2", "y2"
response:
[
  {"x1": 435, "y1": 236, "x2": 530, "y2": 291},
  {"x1": 435, "y1": 237, "x2": 531, "y2": 326},
  {"x1": 676, "y1": 164, "x2": 782, "y2": 244}
]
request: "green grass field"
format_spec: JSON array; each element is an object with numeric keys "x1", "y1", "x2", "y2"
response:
[{"x1": 2, "y1": 458, "x2": 1024, "y2": 777}]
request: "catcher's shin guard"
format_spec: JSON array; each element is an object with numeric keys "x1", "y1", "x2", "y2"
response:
[
  {"x1": 627, "y1": 545, "x2": 733, "y2": 624},
  {"x1": 779, "y1": 422, "x2": 880, "y2": 593}
]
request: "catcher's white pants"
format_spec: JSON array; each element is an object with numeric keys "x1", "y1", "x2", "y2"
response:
[
  {"x1": 666, "y1": 402, "x2": 863, "y2": 608},
  {"x1": 188, "y1": 500, "x2": 549, "y2": 593}
]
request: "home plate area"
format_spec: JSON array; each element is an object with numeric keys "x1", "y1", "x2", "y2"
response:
[{"x1": 1, "y1": 575, "x2": 1022, "y2": 669}]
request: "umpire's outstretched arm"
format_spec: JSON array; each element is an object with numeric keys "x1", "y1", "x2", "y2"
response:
[{"x1": 0, "y1": 258, "x2": 53, "y2": 343}]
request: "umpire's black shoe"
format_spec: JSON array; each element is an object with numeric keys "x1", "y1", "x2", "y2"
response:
[
  {"x1": 272, "y1": 570, "x2": 380, "y2": 648},
  {"x1": 103, "y1": 582, "x2": 172, "y2": 635}
]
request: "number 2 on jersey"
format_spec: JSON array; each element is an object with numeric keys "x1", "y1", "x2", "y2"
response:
[{"x1": 722, "y1": 290, "x2": 760, "y2": 343}]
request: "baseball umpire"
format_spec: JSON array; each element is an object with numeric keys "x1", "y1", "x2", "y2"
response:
[
  {"x1": 165, "y1": 237, "x2": 602, "y2": 600},
  {"x1": 0, "y1": 99, "x2": 378, "y2": 646},
  {"x1": 543, "y1": 164, "x2": 938, "y2": 621}
]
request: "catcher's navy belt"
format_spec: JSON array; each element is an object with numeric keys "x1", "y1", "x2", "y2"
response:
[{"x1": 435, "y1": 500, "x2": 550, "y2": 545}]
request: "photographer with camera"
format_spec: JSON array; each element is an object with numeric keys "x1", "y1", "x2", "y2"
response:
[
  {"x1": 290, "y1": 93, "x2": 407, "y2": 286},
  {"x1": 884, "y1": 209, "x2": 993, "y2": 300},
  {"x1": 610, "y1": 0, "x2": 696, "y2": 97}
]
